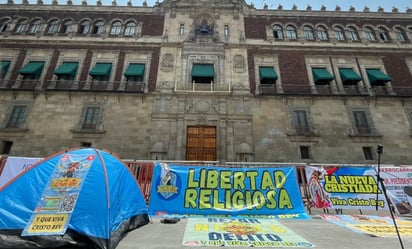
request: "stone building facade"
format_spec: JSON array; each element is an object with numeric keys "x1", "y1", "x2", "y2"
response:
[{"x1": 0, "y1": 0, "x2": 412, "y2": 165}]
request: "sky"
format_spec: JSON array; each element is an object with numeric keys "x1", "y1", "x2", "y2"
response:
[{"x1": 0, "y1": 0, "x2": 410, "y2": 12}]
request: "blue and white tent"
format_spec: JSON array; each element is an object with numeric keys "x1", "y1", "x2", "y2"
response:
[{"x1": 0, "y1": 148, "x2": 149, "y2": 249}]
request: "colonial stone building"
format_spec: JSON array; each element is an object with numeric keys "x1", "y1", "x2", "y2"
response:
[{"x1": 0, "y1": 0, "x2": 411, "y2": 165}]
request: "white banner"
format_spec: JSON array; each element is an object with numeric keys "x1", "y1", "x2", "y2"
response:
[{"x1": 0, "y1": 156, "x2": 42, "y2": 188}]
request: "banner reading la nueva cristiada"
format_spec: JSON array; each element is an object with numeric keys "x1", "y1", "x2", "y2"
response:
[
  {"x1": 305, "y1": 166, "x2": 389, "y2": 210},
  {"x1": 148, "y1": 163, "x2": 308, "y2": 218}
]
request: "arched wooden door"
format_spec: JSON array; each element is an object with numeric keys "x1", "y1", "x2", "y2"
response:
[{"x1": 186, "y1": 126, "x2": 216, "y2": 161}]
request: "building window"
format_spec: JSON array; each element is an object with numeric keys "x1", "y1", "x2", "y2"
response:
[
  {"x1": 286, "y1": 25, "x2": 297, "y2": 40},
  {"x1": 347, "y1": 26, "x2": 359, "y2": 41},
  {"x1": 352, "y1": 110, "x2": 373, "y2": 135},
  {"x1": 334, "y1": 26, "x2": 345, "y2": 41},
  {"x1": 54, "y1": 62, "x2": 78, "y2": 81},
  {"x1": 362, "y1": 146, "x2": 374, "y2": 160},
  {"x1": 300, "y1": 146, "x2": 311, "y2": 159},
  {"x1": 291, "y1": 109, "x2": 311, "y2": 135},
  {"x1": 28, "y1": 19, "x2": 41, "y2": 34},
  {"x1": 46, "y1": 20, "x2": 59, "y2": 34},
  {"x1": 317, "y1": 26, "x2": 328, "y2": 41},
  {"x1": 124, "y1": 21, "x2": 136, "y2": 36},
  {"x1": 82, "y1": 106, "x2": 101, "y2": 130},
  {"x1": 394, "y1": 28, "x2": 407, "y2": 42},
  {"x1": 1, "y1": 141, "x2": 13, "y2": 154},
  {"x1": 191, "y1": 64, "x2": 214, "y2": 83},
  {"x1": 79, "y1": 20, "x2": 91, "y2": 34},
  {"x1": 303, "y1": 26, "x2": 315, "y2": 40},
  {"x1": 378, "y1": 28, "x2": 390, "y2": 42},
  {"x1": 0, "y1": 18, "x2": 9, "y2": 33},
  {"x1": 364, "y1": 27, "x2": 376, "y2": 41},
  {"x1": 15, "y1": 19, "x2": 28, "y2": 33},
  {"x1": 0, "y1": 60, "x2": 11, "y2": 80},
  {"x1": 179, "y1": 24, "x2": 184, "y2": 35},
  {"x1": 312, "y1": 68, "x2": 334, "y2": 85},
  {"x1": 89, "y1": 63, "x2": 112, "y2": 82},
  {"x1": 92, "y1": 21, "x2": 105, "y2": 35},
  {"x1": 224, "y1": 25, "x2": 229, "y2": 37},
  {"x1": 6, "y1": 105, "x2": 27, "y2": 128},
  {"x1": 110, "y1": 21, "x2": 122, "y2": 35},
  {"x1": 60, "y1": 20, "x2": 73, "y2": 34},
  {"x1": 18, "y1": 61, "x2": 44, "y2": 81},
  {"x1": 124, "y1": 63, "x2": 145, "y2": 83},
  {"x1": 272, "y1": 24, "x2": 283, "y2": 40}
]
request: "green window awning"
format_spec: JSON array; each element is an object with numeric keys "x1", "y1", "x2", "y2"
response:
[
  {"x1": 312, "y1": 68, "x2": 334, "y2": 82},
  {"x1": 339, "y1": 68, "x2": 362, "y2": 83},
  {"x1": 89, "y1": 63, "x2": 112, "y2": 77},
  {"x1": 18, "y1": 61, "x2": 44, "y2": 75},
  {"x1": 366, "y1": 69, "x2": 392, "y2": 84},
  {"x1": 191, "y1": 64, "x2": 214, "y2": 77},
  {"x1": 54, "y1": 62, "x2": 78, "y2": 76},
  {"x1": 0, "y1": 61, "x2": 10, "y2": 74},
  {"x1": 259, "y1": 67, "x2": 278, "y2": 80},
  {"x1": 124, "y1": 63, "x2": 145, "y2": 77}
]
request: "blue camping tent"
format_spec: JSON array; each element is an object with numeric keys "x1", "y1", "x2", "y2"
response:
[{"x1": 0, "y1": 148, "x2": 149, "y2": 249}]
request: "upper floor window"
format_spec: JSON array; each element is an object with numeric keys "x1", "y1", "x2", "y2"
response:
[
  {"x1": 291, "y1": 109, "x2": 312, "y2": 135},
  {"x1": 352, "y1": 110, "x2": 373, "y2": 135},
  {"x1": 0, "y1": 18, "x2": 10, "y2": 33},
  {"x1": 286, "y1": 25, "x2": 297, "y2": 40},
  {"x1": 92, "y1": 21, "x2": 105, "y2": 35},
  {"x1": 394, "y1": 27, "x2": 407, "y2": 42},
  {"x1": 378, "y1": 27, "x2": 390, "y2": 42},
  {"x1": 364, "y1": 27, "x2": 376, "y2": 41},
  {"x1": 110, "y1": 21, "x2": 122, "y2": 36},
  {"x1": 316, "y1": 26, "x2": 328, "y2": 41},
  {"x1": 54, "y1": 62, "x2": 78, "y2": 81},
  {"x1": 46, "y1": 20, "x2": 59, "y2": 34},
  {"x1": 124, "y1": 63, "x2": 145, "y2": 83},
  {"x1": 89, "y1": 63, "x2": 112, "y2": 82},
  {"x1": 61, "y1": 20, "x2": 73, "y2": 34},
  {"x1": 272, "y1": 24, "x2": 283, "y2": 40},
  {"x1": 303, "y1": 26, "x2": 315, "y2": 40},
  {"x1": 79, "y1": 20, "x2": 91, "y2": 34},
  {"x1": 347, "y1": 26, "x2": 359, "y2": 41},
  {"x1": 28, "y1": 19, "x2": 42, "y2": 34},
  {"x1": 334, "y1": 26, "x2": 345, "y2": 41},
  {"x1": 124, "y1": 21, "x2": 136, "y2": 36},
  {"x1": 224, "y1": 25, "x2": 229, "y2": 37},
  {"x1": 179, "y1": 24, "x2": 184, "y2": 35},
  {"x1": 0, "y1": 60, "x2": 11, "y2": 80},
  {"x1": 6, "y1": 105, "x2": 28, "y2": 129},
  {"x1": 18, "y1": 61, "x2": 44, "y2": 81},
  {"x1": 15, "y1": 19, "x2": 28, "y2": 33},
  {"x1": 259, "y1": 66, "x2": 278, "y2": 84},
  {"x1": 82, "y1": 106, "x2": 101, "y2": 130},
  {"x1": 312, "y1": 68, "x2": 334, "y2": 85}
]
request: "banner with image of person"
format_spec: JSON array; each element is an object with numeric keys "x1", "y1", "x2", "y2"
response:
[
  {"x1": 378, "y1": 166, "x2": 412, "y2": 215},
  {"x1": 149, "y1": 163, "x2": 309, "y2": 218},
  {"x1": 305, "y1": 166, "x2": 389, "y2": 210}
]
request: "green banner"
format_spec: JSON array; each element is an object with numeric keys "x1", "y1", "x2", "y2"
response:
[{"x1": 182, "y1": 218, "x2": 314, "y2": 247}]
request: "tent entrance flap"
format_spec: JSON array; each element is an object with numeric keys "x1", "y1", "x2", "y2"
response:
[
  {"x1": 54, "y1": 62, "x2": 78, "y2": 76},
  {"x1": 124, "y1": 64, "x2": 145, "y2": 77},
  {"x1": 191, "y1": 64, "x2": 214, "y2": 77},
  {"x1": 89, "y1": 63, "x2": 112, "y2": 77},
  {"x1": 259, "y1": 67, "x2": 278, "y2": 79}
]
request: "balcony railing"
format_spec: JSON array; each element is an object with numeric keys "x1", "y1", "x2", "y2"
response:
[
  {"x1": 0, "y1": 80, "x2": 146, "y2": 93},
  {"x1": 174, "y1": 82, "x2": 231, "y2": 93}
]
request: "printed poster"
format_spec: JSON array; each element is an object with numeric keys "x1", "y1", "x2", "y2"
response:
[
  {"x1": 320, "y1": 214, "x2": 412, "y2": 237},
  {"x1": 183, "y1": 218, "x2": 315, "y2": 247},
  {"x1": 149, "y1": 163, "x2": 309, "y2": 218},
  {"x1": 22, "y1": 153, "x2": 96, "y2": 236},
  {"x1": 305, "y1": 166, "x2": 388, "y2": 210},
  {"x1": 379, "y1": 166, "x2": 412, "y2": 214}
]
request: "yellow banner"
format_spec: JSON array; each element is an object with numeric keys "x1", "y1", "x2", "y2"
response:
[{"x1": 26, "y1": 214, "x2": 69, "y2": 234}]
